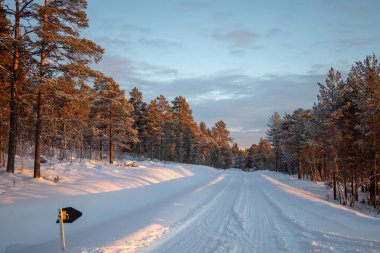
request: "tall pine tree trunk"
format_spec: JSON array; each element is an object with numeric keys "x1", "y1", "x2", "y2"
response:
[
  {"x1": 333, "y1": 162, "x2": 337, "y2": 200},
  {"x1": 331, "y1": 130, "x2": 338, "y2": 200},
  {"x1": 1, "y1": 120, "x2": 4, "y2": 168},
  {"x1": 99, "y1": 138, "x2": 103, "y2": 161},
  {"x1": 6, "y1": 0, "x2": 20, "y2": 173},
  {"x1": 320, "y1": 151, "x2": 325, "y2": 181},
  {"x1": 79, "y1": 133, "x2": 83, "y2": 162},
  {"x1": 89, "y1": 138, "x2": 92, "y2": 160},
  {"x1": 0, "y1": 116, "x2": 3, "y2": 168},
  {"x1": 374, "y1": 136, "x2": 377, "y2": 208},
  {"x1": 6, "y1": 71, "x2": 17, "y2": 174},
  {"x1": 275, "y1": 143, "x2": 279, "y2": 172},
  {"x1": 34, "y1": 0, "x2": 48, "y2": 178},
  {"x1": 343, "y1": 176, "x2": 347, "y2": 204},
  {"x1": 351, "y1": 170, "x2": 355, "y2": 206},
  {"x1": 109, "y1": 111, "x2": 113, "y2": 164},
  {"x1": 297, "y1": 155, "x2": 302, "y2": 180},
  {"x1": 33, "y1": 90, "x2": 42, "y2": 178},
  {"x1": 370, "y1": 150, "x2": 377, "y2": 208},
  {"x1": 109, "y1": 137, "x2": 114, "y2": 164}
]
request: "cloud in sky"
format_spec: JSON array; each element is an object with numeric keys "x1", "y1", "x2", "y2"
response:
[
  {"x1": 93, "y1": 55, "x2": 179, "y2": 83},
  {"x1": 337, "y1": 3, "x2": 369, "y2": 15},
  {"x1": 178, "y1": 1, "x2": 234, "y2": 22},
  {"x1": 138, "y1": 38, "x2": 183, "y2": 50},
  {"x1": 266, "y1": 28, "x2": 290, "y2": 38},
  {"x1": 212, "y1": 26, "x2": 259, "y2": 49},
  {"x1": 86, "y1": 0, "x2": 380, "y2": 147},
  {"x1": 121, "y1": 23, "x2": 151, "y2": 34},
  {"x1": 94, "y1": 55, "x2": 321, "y2": 147}
]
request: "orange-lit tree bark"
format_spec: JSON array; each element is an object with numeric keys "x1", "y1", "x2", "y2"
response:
[
  {"x1": 3, "y1": 0, "x2": 34, "y2": 173},
  {"x1": 0, "y1": 1, "x2": 11, "y2": 169},
  {"x1": 33, "y1": 0, "x2": 48, "y2": 178},
  {"x1": 33, "y1": 0, "x2": 103, "y2": 177}
]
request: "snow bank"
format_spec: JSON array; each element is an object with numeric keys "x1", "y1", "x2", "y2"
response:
[
  {"x1": 0, "y1": 160, "x2": 194, "y2": 205},
  {"x1": 0, "y1": 159, "x2": 217, "y2": 253}
]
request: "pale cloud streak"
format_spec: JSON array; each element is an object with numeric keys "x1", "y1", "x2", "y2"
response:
[
  {"x1": 212, "y1": 26, "x2": 259, "y2": 49},
  {"x1": 138, "y1": 39, "x2": 183, "y2": 50},
  {"x1": 93, "y1": 52, "x2": 326, "y2": 147}
]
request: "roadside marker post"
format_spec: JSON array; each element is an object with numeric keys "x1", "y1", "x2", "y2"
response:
[
  {"x1": 59, "y1": 208, "x2": 66, "y2": 251},
  {"x1": 56, "y1": 207, "x2": 82, "y2": 251}
]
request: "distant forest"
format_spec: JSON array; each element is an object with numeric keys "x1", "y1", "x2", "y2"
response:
[{"x1": 0, "y1": 1, "x2": 379, "y2": 208}]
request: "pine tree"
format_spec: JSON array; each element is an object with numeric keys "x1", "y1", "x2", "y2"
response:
[
  {"x1": 222, "y1": 146, "x2": 233, "y2": 169},
  {"x1": 172, "y1": 96, "x2": 198, "y2": 163},
  {"x1": 211, "y1": 120, "x2": 231, "y2": 149},
  {"x1": 92, "y1": 76, "x2": 136, "y2": 164},
  {"x1": 351, "y1": 56, "x2": 380, "y2": 207},
  {"x1": 199, "y1": 121, "x2": 212, "y2": 165},
  {"x1": 258, "y1": 138, "x2": 272, "y2": 169},
  {"x1": 32, "y1": 0, "x2": 104, "y2": 177},
  {"x1": 155, "y1": 95, "x2": 174, "y2": 161},
  {"x1": 210, "y1": 145, "x2": 222, "y2": 168},
  {"x1": 314, "y1": 68, "x2": 348, "y2": 199},
  {"x1": 266, "y1": 112, "x2": 281, "y2": 172},
  {"x1": 210, "y1": 120, "x2": 232, "y2": 169},
  {"x1": 280, "y1": 109, "x2": 309, "y2": 179},
  {"x1": 145, "y1": 99, "x2": 163, "y2": 160},
  {"x1": 128, "y1": 87, "x2": 147, "y2": 156},
  {"x1": 245, "y1": 145, "x2": 256, "y2": 170},
  {"x1": 4, "y1": 0, "x2": 35, "y2": 173},
  {"x1": 0, "y1": 1, "x2": 11, "y2": 169}
]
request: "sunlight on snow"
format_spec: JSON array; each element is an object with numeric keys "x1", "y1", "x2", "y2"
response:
[
  {"x1": 261, "y1": 174, "x2": 374, "y2": 219},
  {"x1": 0, "y1": 160, "x2": 194, "y2": 205},
  {"x1": 82, "y1": 223, "x2": 169, "y2": 253}
]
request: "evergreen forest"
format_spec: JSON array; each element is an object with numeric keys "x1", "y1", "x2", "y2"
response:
[{"x1": 0, "y1": 0, "x2": 379, "y2": 209}]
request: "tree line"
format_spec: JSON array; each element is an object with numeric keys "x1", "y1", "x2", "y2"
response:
[
  {"x1": 266, "y1": 55, "x2": 380, "y2": 208},
  {"x1": 0, "y1": 0, "x2": 248, "y2": 178}
]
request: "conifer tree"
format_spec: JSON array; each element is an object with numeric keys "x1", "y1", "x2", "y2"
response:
[
  {"x1": 172, "y1": 96, "x2": 198, "y2": 162},
  {"x1": 245, "y1": 145, "x2": 255, "y2": 170},
  {"x1": 351, "y1": 56, "x2": 380, "y2": 207},
  {"x1": 92, "y1": 76, "x2": 136, "y2": 164},
  {"x1": 128, "y1": 87, "x2": 147, "y2": 155},
  {"x1": 155, "y1": 95, "x2": 174, "y2": 161},
  {"x1": 4, "y1": 0, "x2": 35, "y2": 173},
  {"x1": 32, "y1": 0, "x2": 103, "y2": 177},
  {"x1": 211, "y1": 120, "x2": 231, "y2": 149},
  {"x1": 198, "y1": 121, "x2": 212, "y2": 164},
  {"x1": 145, "y1": 99, "x2": 163, "y2": 160},
  {"x1": 0, "y1": 1, "x2": 11, "y2": 168},
  {"x1": 266, "y1": 112, "x2": 281, "y2": 172},
  {"x1": 314, "y1": 68, "x2": 347, "y2": 198}
]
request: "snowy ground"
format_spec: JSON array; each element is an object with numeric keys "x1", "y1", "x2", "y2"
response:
[{"x1": 1, "y1": 159, "x2": 379, "y2": 253}]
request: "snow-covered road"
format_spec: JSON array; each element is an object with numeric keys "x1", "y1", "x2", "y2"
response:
[
  {"x1": 147, "y1": 171, "x2": 380, "y2": 253},
  {"x1": 1, "y1": 162, "x2": 380, "y2": 253}
]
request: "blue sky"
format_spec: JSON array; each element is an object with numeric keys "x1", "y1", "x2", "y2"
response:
[{"x1": 85, "y1": 0, "x2": 380, "y2": 147}]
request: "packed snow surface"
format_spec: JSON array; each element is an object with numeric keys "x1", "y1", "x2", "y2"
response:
[{"x1": 1, "y1": 160, "x2": 379, "y2": 253}]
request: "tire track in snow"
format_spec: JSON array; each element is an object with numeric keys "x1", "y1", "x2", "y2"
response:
[
  {"x1": 245, "y1": 175, "x2": 290, "y2": 252},
  {"x1": 146, "y1": 173, "x2": 233, "y2": 252},
  {"x1": 150, "y1": 171, "x2": 380, "y2": 253},
  {"x1": 148, "y1": 173, "x2": 260, "y2": 253}
]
